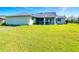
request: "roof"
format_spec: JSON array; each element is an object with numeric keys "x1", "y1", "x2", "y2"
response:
[
  {"x1": 6, "y1": 13, "x2": 32, "y2": 17},
  {"x1": 0, "y1": 16, "x2": 6, "y2": 19},
  {"x1": 56, "y1": 16, "x2": 65, "y2": 19},
  {"x1": 32, "y1": 12, "x2": 57, "y2": 17},
  {"x1": 5, "y1": 12, "x2": 64, "y2": 19}
]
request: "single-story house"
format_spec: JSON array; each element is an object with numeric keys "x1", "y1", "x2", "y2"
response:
[{"x1": 5, "y1": 12, "x2": 65, "y2": 25}]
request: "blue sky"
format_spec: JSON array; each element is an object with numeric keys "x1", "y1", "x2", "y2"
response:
[{"x1": 0, "y1": 7, "x2": 79, "y2": 17}]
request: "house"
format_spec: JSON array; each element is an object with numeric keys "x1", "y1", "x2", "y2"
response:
[
  {"x1": 0, "y1": 17, "x2": 5, "y2": 23},
  {"x1": 0, "y1": 15, "x2": 6, "y2": 23},
  {"x1": 5, "y1": 12, "x2": 65, "y2": 25}
]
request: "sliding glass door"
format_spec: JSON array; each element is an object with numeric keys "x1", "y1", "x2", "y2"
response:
[
  {"x1": 36, "y1": 18, "x2": 44, "y2": 24},
  {"x1": 45, "y1": 17, "x2": 54, "y2": 24}
]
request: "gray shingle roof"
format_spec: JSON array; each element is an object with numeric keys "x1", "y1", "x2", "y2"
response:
[
  {"x1": 6, "y1": 13, "x2": 32, "y2": 17},
  {"x1": 56, "y1": 16, "x2": 65, "y2": 18},
  {"x1": 6, "y1": 12, "x2": 63, "y2": 18},
  {"x1": 32, "y1": 12, "x2": 57, "y2": 17}
]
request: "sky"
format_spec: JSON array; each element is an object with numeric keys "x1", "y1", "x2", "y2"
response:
[{"x1": 0, "y1": 7, "x2": 79, "y2": 17}]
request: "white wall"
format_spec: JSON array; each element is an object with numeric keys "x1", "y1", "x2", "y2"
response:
[
  {"x1": 6, "y1": 16, "x2": 33, "y2": 25},
  {"x1": 29, "y1": 17, "x2": 34, "y2": 25}
]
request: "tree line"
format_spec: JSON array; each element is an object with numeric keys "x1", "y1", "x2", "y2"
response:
[{"x1": 64, "y1": 16, "x2": 79, "y2": 24}]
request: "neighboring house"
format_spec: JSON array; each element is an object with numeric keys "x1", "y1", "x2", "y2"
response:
[
  {"x1": 5, "y1": 12, "x2": 65, "y2": 25},
  {"x1": 0, "y1": 17, "x2": 5, "y2": 23}
]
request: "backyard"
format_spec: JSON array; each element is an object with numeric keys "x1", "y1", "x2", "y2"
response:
[{"x1": 0, "y1": 24, "x2": 79, "y2": 52}]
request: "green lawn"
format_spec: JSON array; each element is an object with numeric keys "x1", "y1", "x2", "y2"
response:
[{"x1": 0, "y1": 24, "x2": 79, "y2": 52}]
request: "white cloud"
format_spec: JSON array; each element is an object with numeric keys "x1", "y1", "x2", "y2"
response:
[{"x1": 58, "y1": 7, "x2": 68, "y2": 15}]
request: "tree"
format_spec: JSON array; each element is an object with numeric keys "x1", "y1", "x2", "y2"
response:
[{"x1": 67, "y1": 16, "x2": 77, "y2": 23}]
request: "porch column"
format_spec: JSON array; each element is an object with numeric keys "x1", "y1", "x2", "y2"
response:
[
  {"x1": 54, "y1": 17, "x2": 57, "y2": 25},
  {"x1": 44, "y1": 18, "x2": 46, "y2": 24}
]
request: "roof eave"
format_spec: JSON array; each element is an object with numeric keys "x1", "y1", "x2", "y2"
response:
[{"x1": 6, "y1": 15, "x2": 32, "y2": 17}]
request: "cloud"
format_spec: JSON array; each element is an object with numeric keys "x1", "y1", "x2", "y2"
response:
[{"x1": 58, "y1": 7, "x2": 68, "y2": 15}]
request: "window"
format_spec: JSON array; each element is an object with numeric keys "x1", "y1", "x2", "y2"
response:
[{"x1": 57, "y1": 18, "x2": 61, "y2": 21}]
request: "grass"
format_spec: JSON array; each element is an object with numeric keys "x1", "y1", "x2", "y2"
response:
[{"x1": 0, "y1": 24, "x2": 79, "y2": 52}]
